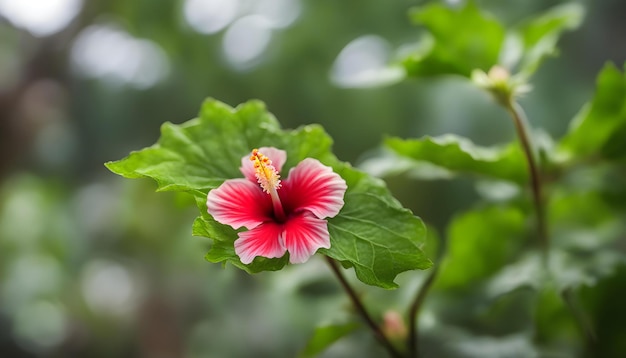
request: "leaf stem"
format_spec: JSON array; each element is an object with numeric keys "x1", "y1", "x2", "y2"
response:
[
  {"x1": 324, "y1": 257, "x2": 404, "y2": 358},
  {"x1": 407, "y1": 265, "x2": 439, "y2": 358},
  {"x1": 504, "y1": 100, "x2": 549, "y2": 262}
]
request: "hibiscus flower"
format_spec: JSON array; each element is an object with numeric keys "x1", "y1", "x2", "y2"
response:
[{"x1": 207, "y1": 147, "x2": 347, "y2": 264}]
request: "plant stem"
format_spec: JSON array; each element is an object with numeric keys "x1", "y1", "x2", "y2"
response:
[
  {"x1": 407, "y1": 265, "x2": 439, "y2": 358},
  {"x1": 324, "y1": 257, "x2": 404, "y2": 358},
  {"x1": 504, "y1": 100, "x2": 597, "y2": 353},
  {"x1": 504, "y1": 100, "x2": 548, "y2": 262}
]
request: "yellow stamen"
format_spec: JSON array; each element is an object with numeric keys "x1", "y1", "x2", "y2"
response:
[
  {"x1": 250, "y1": 148, "x2": 281, "y2": 193},
  {"x1": 250, "y1": 148, "x2": 286, "y2": 221}
]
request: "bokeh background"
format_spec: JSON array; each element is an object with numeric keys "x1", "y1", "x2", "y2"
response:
[{"x1": 1, "y1": 0, "x2": 625, "y2": 357}]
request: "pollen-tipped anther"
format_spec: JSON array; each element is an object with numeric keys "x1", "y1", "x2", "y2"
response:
[
  {"x1": 250, "y1": 148, "x2": 281, "y2": 194},
  {"x1": 250, "y1": 148, "x2": 285, "y2": 221}
]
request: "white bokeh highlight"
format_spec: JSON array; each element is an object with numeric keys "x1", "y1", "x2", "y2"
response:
[
  {"x1": 223, "y1": 15, "x2": 273, "y2": 69},
  {"x1": 252, "y1": 0, "x2": 301, "y2": 29},
  {"x1": 81, "y1": 260, "x2": 138, "y2": 317},
  {"x1": 14, "y1": 301, "x2": 67, "y2": 351},
  {"x1": 0, "y1": 0, "x2": 82, "y2": 37},
  {"x1": 183, "y1": 0, "x2": 240, "y2": 34},
  {"x1": 182, "y1": 0, "x2": 302, "y2": 71},
  {"x1": 331, "y1": 35, "x2": 404, "y2": 88},
  {"x1": 70, "y1": 24, "x2": 169, "y2": 89}
]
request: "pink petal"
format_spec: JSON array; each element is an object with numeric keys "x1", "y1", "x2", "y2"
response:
[
  {"x1": 240, "y1": 147, "x2": 287, "y2": 183},
  {"x1": 280, "y1": 158, "x2": 347, "y2": 219},
  {"x1": 207, "y1": 178, "x2": 272, "y2": 229},
  {"x1": 234, "y1": 222, "x2": 286, "y2": 264},
  {"x1": 282, "y1": 213, "x2": 331, "y2": 264}
]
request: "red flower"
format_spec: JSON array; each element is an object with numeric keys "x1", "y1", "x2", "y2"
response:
[{"x1": 207, "y1": 147, "x2": 347, "y2": 264}]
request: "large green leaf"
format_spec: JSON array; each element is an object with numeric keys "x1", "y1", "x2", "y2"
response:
[
  {"x1": 385, "y1": 134, "x2": 528, "y2": 185},
  {"x1": 559, "y1": 63, "x2": 626, "y2": 160},
  {"x1": 106, "y1": 98, "x2": 430, "y2": 287},
  {"x1": 402, "y1": 1, "x2": 505, "y2": 78},
  {"x1": 324, "y1": 166, "x2": 431, "y2": 289}
]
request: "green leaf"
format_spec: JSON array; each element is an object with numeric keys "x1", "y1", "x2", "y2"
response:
[
  {"x1": 601, "y1": 120, "x2": 626, "y2": 160},
  {"x1": 437, "y1": 205, "x2": 526, "y2": 290},
  {"x1": 514, "y1": 3, "x2": 584, "y2": 77},
  {"x1": 106, "y1": 99, "x2": 336, "y2": 192},
  {"x1": 548, "y1": 188, "x2": 626, "y2": 290},
  {"x1": 385, "y1": 134, "x2": 528, "y2": 185},
  {"x1": 488, "y1": 248, "x2": 625, "y2": 298},
  {"x1": 487, "y1": 252, "x2": 543, "y2": 298},
  {"x1": 444, "y1": 332, "x2": 538, "y2": 358},
  {"x1": 106, "y1": 98, "x2": 430, "y2": 287},
  {"x1": 550, "y1": 249, "x2": 625, "y2": 291},
  {"x1": 489, "y1": 186, "x2": 626, "y2": 297},
  {"x1": 533, "y1": 285, "x2": 580, "y2": 348},
  {"x1": 400, "y1": 2, "x2": 582, "y2": 81},
  {"x1": 324, "y1": 166, "x2": 431, "y2": 289},
  {"x1": 549, "y1": 189, "x2": 620, "y2": 247},
  {"x1": 300, "y1": 322, "x2": 361, "y2": 357},
  {"x1": 402, "y1": 1, "x2": 505, "y2": 78},
  {"x1": 559, "y1": 63, "x2": 626, "y2": 160}
]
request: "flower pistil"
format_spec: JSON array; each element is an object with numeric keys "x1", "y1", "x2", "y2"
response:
[{"x1": 250, "y1": 148, "x2": 286, "y2": 221}]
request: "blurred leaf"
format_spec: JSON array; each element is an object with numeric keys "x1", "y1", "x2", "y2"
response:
[
  {"x1": 402, "y1": 1, "x2": 505, "y2": 78},
  {"x1": 559, "y1": 63, "x2": 626, "y2": 160},
  {"x1": 107, "y1": 99, "x2": 430, "y2": 287},
  {"x1": 300, "y1": 322, "x2": 361, "y2": 357},
  {"x1": 385, "y1": 134, "x2": 527, "y2": 184},
  {"x1": 437, "y1": 206, "x2": 525, "y2": 288},
  {"x1": 401, "y1": 2, "x2": 582, "y2": 81},
  {"x1": 475, "y1": 180, "x2": 521, "y2": 202},
  {"x1": 358, "y1": 149, "x2": 454, "y2": 180},
  {"x1": 488, "y1": 248, "x2": 625, "y2": 299},
  {"x1": 487, "y1": 253, "x2": 543, "y2": 298},
  {"x1": 549, "y1": 188, "x2": 624, "y2": 251},
  {"x1": 601, "y1": 121, "x2": 626, "y2": 160},
  {"x1": 488, "y1": 186, "x2": 626, "y2": 293},
  {"x1": 549, "y1": 249, "x2": 625, "y2": 291},
  {"x1": 579, "y1": 265, "x2": 626, "y2": 357},
  {"x1": 514, "y1": 3, "x2": 584, "y2": 77},
  {"x1": 437, "y1": 205, "x2": 526, "y2": 290},
  {"x1": 533, "y1": 285, "x2": 581, "y2": 353},
  {"x1": 450, "y1": 333, "x2": 538, "y2": 358}
]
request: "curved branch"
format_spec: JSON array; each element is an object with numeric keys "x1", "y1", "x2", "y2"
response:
[
  {"x1": 505, "y1": 100, "x2": 548, "y2": 263},
  {"x1": 324, "y1": 257, "x2": 404, "y2": 358},
  {"x1": 407, "y1": 265, "x2": 439, "y2": 358}
]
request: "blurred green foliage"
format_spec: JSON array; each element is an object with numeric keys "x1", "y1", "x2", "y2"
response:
[{"x1": 1, "y1": 0, "x2": 625, "y2": 357}]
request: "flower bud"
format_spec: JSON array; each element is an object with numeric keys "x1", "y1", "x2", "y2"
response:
[{"x1": 381, "y1": 310, "x2": 407, "y2": 341}]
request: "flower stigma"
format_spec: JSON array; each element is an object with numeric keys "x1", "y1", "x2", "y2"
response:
[{"x1": 250, "y1": 148, "x2": 286, "y2": 221}]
